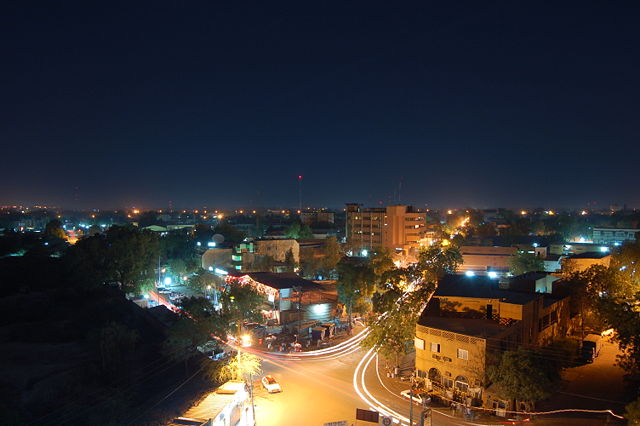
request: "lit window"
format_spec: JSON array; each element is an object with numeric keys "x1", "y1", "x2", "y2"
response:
[
  {"x1": 431, "y1": 342, "x2": 441, "y2": 353},
  {"x1": 457, "y1": 349, "x2": 468, "y2": 360}
]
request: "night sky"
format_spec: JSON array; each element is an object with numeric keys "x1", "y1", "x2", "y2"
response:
[{"x1": 2, "y1": 2, "x2": 639, "y2": 209}]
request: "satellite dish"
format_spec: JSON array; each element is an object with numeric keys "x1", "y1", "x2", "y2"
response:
[{"x1": 213, "y1": 234, "x2": 224, "y2": 244}]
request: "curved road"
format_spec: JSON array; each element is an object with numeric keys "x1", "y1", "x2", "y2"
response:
[{"x1": 249, "y1": 329, "x2": 477, "y2": 426}]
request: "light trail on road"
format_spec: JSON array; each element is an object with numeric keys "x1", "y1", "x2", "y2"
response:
[{"x1": 353, "y1": 348, "x2": 409, "y2": 425}]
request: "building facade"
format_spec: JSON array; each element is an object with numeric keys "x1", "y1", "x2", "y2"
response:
[
  {"x1": 592, "y1": 227, "x2": 639, "y2": 245},
  {"x1": 345, "y1": 204, "x2": 427, "y2": 255},
  {"x1": 458, "y1": 246, "x2": 518, "y2": 276},
  {"x1": 414, "y1": 275, "x2": 571, "y2": 411}
]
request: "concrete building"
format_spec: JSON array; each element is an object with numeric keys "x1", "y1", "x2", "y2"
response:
[
  {"x1": 458, "y1": 246, "x2": 518, "y2": 276},
  {"x1": 225, "y1": 272, "x2": 336, "y2": 327},
  {"x1": 414, "y1": 275, "x2": 570, "y2": 411},
  {"x1": 300, "y1": 211, "x2": 335, "y2": 225},
  {"x1": 592, "y1": 227, "x2": 639, "y2": 245},
  {"x1": 345, "y1": 204, "x2": 427, "y2": 255},
  {"x1": 255, "y1": 239, "x2": 300, "y2": 263},
  {"x1": 508, "y1": 271, "x2": 561, "y2": 294},
  {"x1": 561, "y1": 251, "x2": 611, "y2": 274}
]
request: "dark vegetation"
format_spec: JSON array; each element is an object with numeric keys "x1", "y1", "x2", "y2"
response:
[{"x1": 0, "y1": 237, "x2": 216, "y2": 425}]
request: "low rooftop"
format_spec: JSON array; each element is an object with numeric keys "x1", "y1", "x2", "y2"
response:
[
  {"x1": 228, "y1": 272, "x2": 323, "y2": 291},
  {"x1": 418, "y1": 315, "x2": 509, "y2": 339},
  {"x1": 437, "y1": 275, "x2": 541, "y2": 305},
  {"x1": 566, "y1": 251, "x2": 611, "y2": 259}
]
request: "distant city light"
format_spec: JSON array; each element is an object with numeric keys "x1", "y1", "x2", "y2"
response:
[
  {"x1": 196, "y1": 241, "x2": 202, "y2": 247},
  {"x1": 143, "y1": 294, "x2": 149, "y2": 299},
  {"x1": 208, "y1": 266, "x2": 213, "y2": 271},
  {"x1": 164, "y1": 277, "x2": 172, "y2": 285},
  {"x1": 532, "y1": 243, "x2": 539, "y2": 247},
  {"x1": 600, "y1": 246, "x2": 609, "y2": 253},
  {"x1": 361, "y1": 249, "x2": 368, "y2": 257},
  {"x1": 207, "y1": 241, "x2": 216, "y2": 247},
  {"x1": 214, "y1": 268, "x2": 228, "y2": 275},
  {"x1": 465, "y1": 271, "x2": 475, "y2": 277},
  {"x1": 488, "y1": 271, "x2": 498, "y2": 279}
]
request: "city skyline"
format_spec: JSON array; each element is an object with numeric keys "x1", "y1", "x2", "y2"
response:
[{"x1": 2, "y1": 2, "x2": 639, "y2": 209}]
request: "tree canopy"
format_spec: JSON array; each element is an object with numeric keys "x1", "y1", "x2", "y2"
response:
[
  {"x1": 285, "y1": 221, "x2": 313, "y2": 239},
  {"x1": 66, "y1": 225, "x2": 159, "y2": 294},
  {"x1": 487, "y1": 347, "x2": 560, "y2": 405},
  {"x1": 509, "y1": 251, "x2": 545, "y2": 276}
]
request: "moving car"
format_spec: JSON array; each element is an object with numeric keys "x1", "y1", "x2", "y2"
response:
[
  {"x1": 400, "y1": 390, "x2": 430, "y2": 405},
  {"x1": 261, "y1": 375, "x2": 282, "y2": 393}
]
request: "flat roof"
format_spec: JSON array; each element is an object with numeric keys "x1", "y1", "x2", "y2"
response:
[
  {"x1": 566, "y1": 251, "x2": 610, "y2": 259},
  {"x1": 418, "y1": 316, "x2": 509, "y2": 339},
  {"x1": 228, "y1": 272, "x2": 323, "y2": 291},
  {"x1": 437, "y1": 275, "x2": 541, "y2": 305}
]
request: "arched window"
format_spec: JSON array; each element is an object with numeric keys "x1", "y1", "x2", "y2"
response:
[
  {"x1": 454, "y1": 375, "x2": 469, "y2": 393},
  {"x1": 428, "y1": 368, "x2": 442, "y2": 383}
]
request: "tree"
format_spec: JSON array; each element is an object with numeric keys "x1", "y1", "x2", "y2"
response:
[
  {"x1": 369, "y1": 246, "x2": 395, "y2": 288},
  {"x1": 363, "y1": 244, "x2": 459, "y2": 363},
  {"x1": 320, "y1": 236, "x2": 341, "y2": 277},
  {"x1": 509, "y1": 251, "x2": 545, "y2": 275},
  {"x1": 90, "y1": 322, "x2": 139, "y2": 385},
  {"x1": 626, "y1": 397, "x2": 640, "y2": 426},
  {"x1": 213, "y1": 223, "x2": 246, "y2": 246},
  {"x1": 65, "y1": 226, "x2": 159, "y2": 294},
  {"x1": 179, "y1": 296, "x2": 230, "y2": 339},
  {"x1": 162, "y1": 315, "x2": 211, "y2": 375},
  {"x1": 216, "y1": 351, "x2": 262, "y2": 382},
  {"x1": 283, "y1": 248, "x2": 297, "y2": 273},
  {"x1": 160, "y1": 231, "x2": 200, "y2": 274},
  {"x1": 299, "y1": 250, "x2": 322, "y2": 279},
  {"x1": 188, "y1": 270, "x2": 218, "y2": 295},
  {"x1": 222, "y1": 282, "x2": 267, "y2": 325},
  {"x1": 285, "y1": 221, "x2": 313, "y2": 239},
  {"x1": 487, "y1": 347, "x2": 560, "y2": 408},
  {"x1": 137, "y1": 211, "x2": 162, "y2": 228},
  {"x1": 417, "y1": 244, "x2": 463, "y2": 282},
  {"x1": 104, "y1": 226, "x2": 160, "y2": 294},
  {"x1": 336, "y1": 258, "x2": 374, "y2": 333},
  {"x1": 45, "y1": 219, "x2": 66, "y2": 240}
]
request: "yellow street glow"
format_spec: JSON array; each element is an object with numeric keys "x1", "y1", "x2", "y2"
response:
[{"x1": 241, "y1": 334, "x2": 252, "y2": 347}]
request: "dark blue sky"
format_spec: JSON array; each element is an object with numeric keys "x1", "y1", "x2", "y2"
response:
[{"x1": 2, "y1": 2, "x2": 639, "y2": 209}]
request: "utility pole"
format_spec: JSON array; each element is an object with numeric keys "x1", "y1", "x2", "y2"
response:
[
  {"x1": 292, "y1": 285, "x2": 302, "y2": 336},
  {"x1": 409, "y1": 388, "x2": 414, "y2": 426}
]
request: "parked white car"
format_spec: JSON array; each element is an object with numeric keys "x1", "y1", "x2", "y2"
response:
[
  {"x1": 400, "y1": 390, "x2": 429, "y2": 405},
  {"x1": 261, "y1": 375, "x2": 282, "y2": 393}
]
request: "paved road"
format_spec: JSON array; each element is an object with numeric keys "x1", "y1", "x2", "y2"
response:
[{"x1": 253, "y1": 349, "x2": 365, "y2": 426}]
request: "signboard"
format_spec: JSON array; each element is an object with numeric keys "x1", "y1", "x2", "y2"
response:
[
  {"x1": 323, "y1": 422, "x2": 348, "y2": 426},
  {"x1": 379, "y1": 416, "x2": 393, "y2": 426},
  {"x1": 356, "y1": 408, "x2": 379, "y2": 423}
]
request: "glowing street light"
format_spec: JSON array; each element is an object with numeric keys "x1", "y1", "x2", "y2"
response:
[{"x1": 241, "y1": 334, "x2": 252, "y2": 347}]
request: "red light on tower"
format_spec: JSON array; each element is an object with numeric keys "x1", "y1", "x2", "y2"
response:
[{"x1": 298, "y1": 175, "x2": 303, "y2": 180}]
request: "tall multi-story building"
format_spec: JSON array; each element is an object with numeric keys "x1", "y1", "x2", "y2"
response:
[{"x1": 345, "y1": 204, "x2": 427, "y2": 255}]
